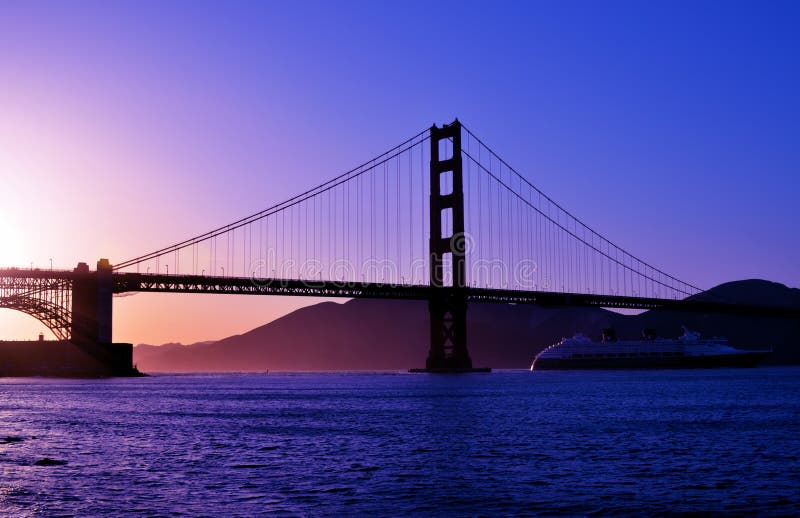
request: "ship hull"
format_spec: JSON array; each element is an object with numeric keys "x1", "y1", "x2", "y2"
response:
[{"x1": 532, "y1": 351, "x2": 769, "y2": 371}]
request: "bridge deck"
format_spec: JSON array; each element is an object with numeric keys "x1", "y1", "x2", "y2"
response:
[
  {"x1": 3, "y1": 269, "x2": 797, "y2": 319},
  {"x1": 110, "y1": 273, "x2": 800, "y2": 319}
]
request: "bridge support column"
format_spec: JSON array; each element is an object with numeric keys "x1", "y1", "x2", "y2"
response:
[
  {"x1": 426, "y1": 290, "x2": 473, "y2": 370},
  {"x1": 70, "y1": 259, "x2": 135, "y2": 376},
  {"x1": 71, "y1": 259, "x2": 113, "y2": 346},
  {"x1": 412, "y1": 119, "x2": 488, "y2": 373}
]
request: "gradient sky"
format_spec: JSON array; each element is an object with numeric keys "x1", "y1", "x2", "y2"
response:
[{"x1": 1, "y1": 1, "x2": 798, "y2": 343}]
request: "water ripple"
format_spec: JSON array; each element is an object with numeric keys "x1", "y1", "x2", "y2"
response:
[{"x1": 1, "y1": 368, "x2": 799, "y2": 515}]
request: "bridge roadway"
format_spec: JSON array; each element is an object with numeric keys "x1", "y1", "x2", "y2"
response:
[
  {"x1": 112, "y1": 272, "x2": 800, "y2": 319},
  {"x1": 3, "y1": 269, "x2": 799, "y2": 320}
]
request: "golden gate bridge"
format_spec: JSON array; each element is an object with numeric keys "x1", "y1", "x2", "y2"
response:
[{"x1": 2, "y1": 120, "x2": 797, "y2": 373}]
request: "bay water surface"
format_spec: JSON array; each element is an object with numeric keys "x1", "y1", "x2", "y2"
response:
[{"x1": 1, "y1": 368, "x2": 799, "y2": 515}]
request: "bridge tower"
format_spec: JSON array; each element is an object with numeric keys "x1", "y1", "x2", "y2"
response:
[{"x1": 420, "y1": 120, "x2": 485, "y2": 372}]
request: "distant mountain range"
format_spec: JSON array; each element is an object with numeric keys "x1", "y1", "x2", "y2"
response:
[{"x1": 133, "y1": 279, "x2": 800, "y2": 372}]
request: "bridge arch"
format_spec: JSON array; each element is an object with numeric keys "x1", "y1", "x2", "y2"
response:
[
  {"x1": 0, "y1": 275, "x2": 73, "y2": 341},
  {"x1": 0, "y1": 297, "x2": 72, "y2": 340}
]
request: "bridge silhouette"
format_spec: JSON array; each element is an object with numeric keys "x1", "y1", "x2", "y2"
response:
[{"x1": 2, "y1": 120, "x2": 797, "y2": 373}]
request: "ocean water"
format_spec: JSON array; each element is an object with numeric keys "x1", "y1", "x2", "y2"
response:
[{"x1": 1, "y1": 368, "x2": 799, "y2": 516}]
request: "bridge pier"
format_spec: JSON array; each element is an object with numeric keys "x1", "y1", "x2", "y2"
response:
[
  {"x1": 70, "y1": 259, "x2": 137, "y2": 376},
  {"x1": 411, "y1": 119, "x2": 489, "y2": 373},
  {"x1": 71, "y1": 260, "x2": 113, "y2": 346}
]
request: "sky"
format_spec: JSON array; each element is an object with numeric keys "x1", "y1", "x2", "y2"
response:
[{"x1": 1, "y1": 1, "x2": 798, "y2": 343}]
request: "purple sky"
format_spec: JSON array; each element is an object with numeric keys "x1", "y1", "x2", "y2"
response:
[{"x1": 1, "y1": 2, "x2": 798, "y2": 342}]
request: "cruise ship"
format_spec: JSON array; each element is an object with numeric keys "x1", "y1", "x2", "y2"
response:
[{"x1": 531, "y1": 327, "x2": 770, "y2": 370}]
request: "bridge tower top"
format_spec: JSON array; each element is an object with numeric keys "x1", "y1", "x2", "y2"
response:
[{"x1": 429, "y1": 118, "x2": 465, "y2": 290}]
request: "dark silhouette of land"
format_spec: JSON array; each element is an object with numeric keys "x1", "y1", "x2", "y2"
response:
[
  {"x1": 133, "y1": 280, "x2": 800, "y2": 372},
  {"x1": 0, "y1": 340, "x2": 142, "y2": 377}
]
